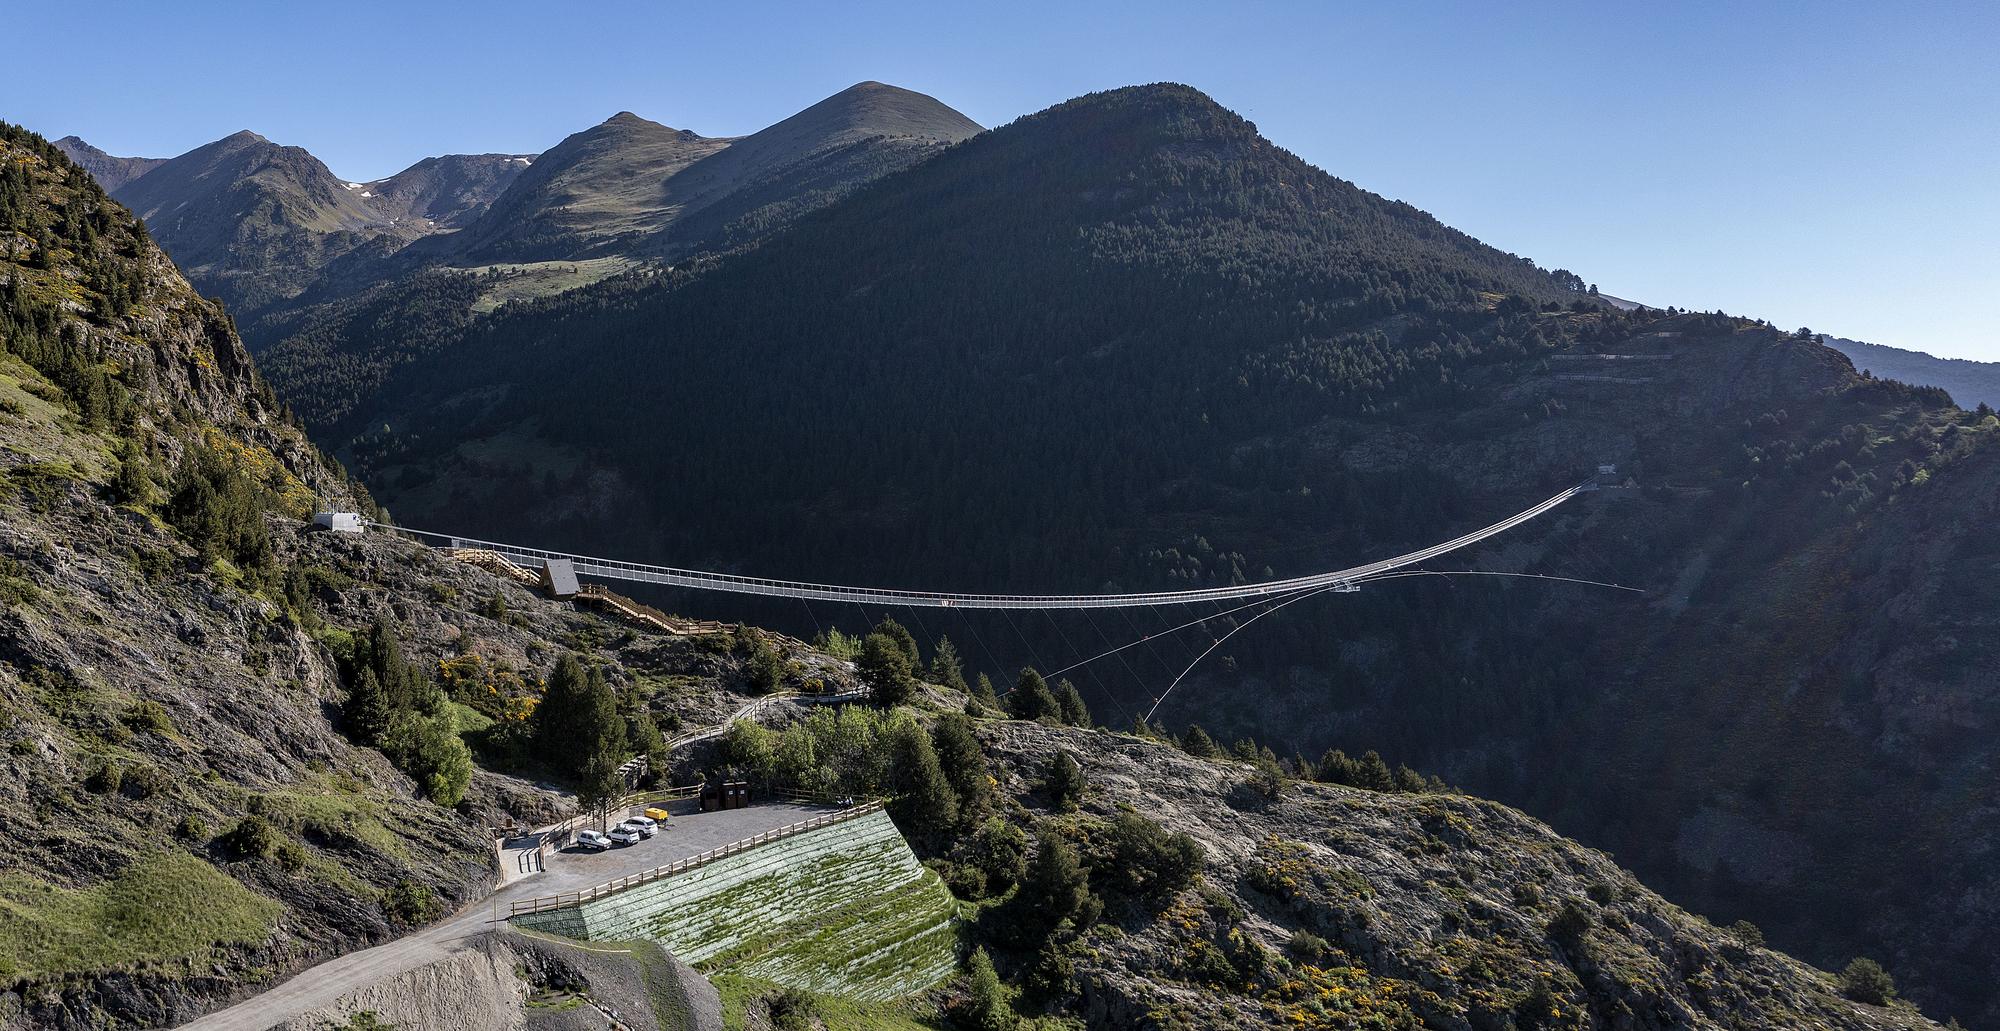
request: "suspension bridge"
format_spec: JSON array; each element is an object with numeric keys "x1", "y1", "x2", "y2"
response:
[
  {"x1": 359, "y1": 480, "x2": 1637, "y2": 723},
  {"x1": 369, "y1": 482, "x2": 1597, "y2": 611}
]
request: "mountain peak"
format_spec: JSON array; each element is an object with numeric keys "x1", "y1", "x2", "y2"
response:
[
  {"x1": 50, "y1": 134, "x2": 168, "y2": 192},
  {"x1": 223, "y1": 129, "x2": 269, "y2": 145}
]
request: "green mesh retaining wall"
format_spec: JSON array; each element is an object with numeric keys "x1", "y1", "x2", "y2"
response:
[{"x1": 512, "y1": 809, "x2": 956, "y2": 1000}]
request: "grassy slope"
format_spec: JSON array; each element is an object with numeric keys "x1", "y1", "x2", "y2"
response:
[{"x1": 0, "y1": 853, "x2": 281, "y2": 980}]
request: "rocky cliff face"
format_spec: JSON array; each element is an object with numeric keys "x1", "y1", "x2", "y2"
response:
[
  {"x1": 977, "y1": 719, "x2": 1942, "y2": 1031},
  {"x1": 0, "y1": 125, "x2": 859, "y2": 1027}
]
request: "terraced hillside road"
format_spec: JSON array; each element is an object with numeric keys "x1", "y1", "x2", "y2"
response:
[{"x1": 176, "y1": 803, "x2": 832, "y2": 1031}]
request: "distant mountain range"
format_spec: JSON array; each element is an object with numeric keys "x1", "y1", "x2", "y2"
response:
[
  {"x1": 55, "y1": 130, "x2": 532, "y2": 315},
  {"x1": 1823, "y1": 336, "x2": 2000, "y2": 411},
  {"x1": 54, "y1": 81, "x2": 979, "y2": 323}
]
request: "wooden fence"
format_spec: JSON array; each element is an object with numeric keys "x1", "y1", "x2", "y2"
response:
[{"x1": 508, "y1": 799, "x2": 885, "y2": 917}]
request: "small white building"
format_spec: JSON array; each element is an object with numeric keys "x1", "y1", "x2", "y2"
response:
[
  {"x1": 313, "y1": 511, "x2": 364, "y2": 533},
  {"x1": 1597, "y1": 464, "x2": 1618, "y2": 477}
]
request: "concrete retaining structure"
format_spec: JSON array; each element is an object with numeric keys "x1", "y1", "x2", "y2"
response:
[{"x1": 512, "y1": 809, "x2": 957, "y2": 1001}]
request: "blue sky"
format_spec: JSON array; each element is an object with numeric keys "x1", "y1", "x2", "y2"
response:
[{"x1": 11, "y1": 1, "x2": 1998, "y2": 360}]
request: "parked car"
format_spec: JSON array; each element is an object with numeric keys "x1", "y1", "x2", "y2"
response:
[
  {"x1": 621, "y1": 815, "x2": 658, "y2": 838},
  {"x1": 575, "y1": 830, "x2": 612, "y2": 852},
  {"x1": 607, "y1": 825, "x2": 643, "y2": 847}
]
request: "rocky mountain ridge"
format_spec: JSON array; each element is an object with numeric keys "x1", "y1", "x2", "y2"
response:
[{"x1": 53, "y1": 81, "x2": 982, "y2": 332}]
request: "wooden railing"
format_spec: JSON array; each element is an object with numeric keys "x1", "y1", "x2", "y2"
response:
[
  {"x1": 576, "y1": 583, "x2": 731, "y2": 637},
  {"x1": 447, "y1": 547, "x2": 541, "y2": 586},
  {"x1": 507, "y1": 799, "x2": 885, "y2": 917}
]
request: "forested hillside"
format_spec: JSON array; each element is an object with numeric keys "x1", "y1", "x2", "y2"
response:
[
  {"x1": 253, "y1": 84, "x2": 2000, "y2": 1026},
  {"x1": 1825, "y1": 335, "x2": 2000, "y2": 411}
]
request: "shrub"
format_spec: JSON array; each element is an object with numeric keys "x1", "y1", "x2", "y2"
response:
[
  {"x1": 766, "y1": 987, "x2": 819, "y2": 1031},
  {"x1": 1286, "y1": 930, "x2": 1331, "y2": 963},
  {"x1": 124, "y1": 700, "x2": 175, "y2": 735},
  {"x1": 965, "y1": 817, "x2": 1028, "y2": 893},
  {"x1": 84, "y1": 762, "x2": 122, "y2": 794},
  {"x1": 1547, "y1": 898, "x2": 1593, "y2": 943},
  {"x1": 121, "y1": 764, "x2": 169, "y2": 799},
  {"x1": 174, "y1": 814, "x2": 209, "y2": 840},
  {"x1": 221, "y1": 815, "x2": 282, "y2": 860},
  {"x1": 1729, "y1": 919, "x2": 1764, "y2": 948},
  {"x1": 382, "y1": 879, "x2": 441, "y2": 927},
  {"x1": 1101, "y1": 812, "x2": 1203, "y2": 904},
  {"x1": 1840, "y1": 957, "x2": 1896, "y2": 1005},
  {"x1": 383, "y1": 713, "x2": 473, "y2": 807},
  {"x1": 744, "y1": 636, "x2": 785, "y2": 695},
  {"x1": 275, "y1": 841, "x2": 309, "y2": 873}
]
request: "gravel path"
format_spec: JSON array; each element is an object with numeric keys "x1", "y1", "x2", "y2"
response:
[{"x1": 176, "y1": 803, "x2": 830, "y2": 1031}]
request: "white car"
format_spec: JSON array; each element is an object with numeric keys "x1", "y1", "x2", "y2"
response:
[
  {"x1": 574, "y1": 830, "x2": 612, "y2": 852},
  {"x1": 607, "y1": 825, "x2": 643, "y2": 847},
  {"x1": 619, "y1": 816, "x2": 658, "y2": 839}
]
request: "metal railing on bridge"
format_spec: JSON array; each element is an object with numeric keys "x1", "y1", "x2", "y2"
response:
[{"x1": 375, "y1": 484, "x2": 1584, "y2": 610}]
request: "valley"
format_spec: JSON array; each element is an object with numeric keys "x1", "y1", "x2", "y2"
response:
[{"x1": 3, "y1": 35, "x2": 1994, "y2": 1031}]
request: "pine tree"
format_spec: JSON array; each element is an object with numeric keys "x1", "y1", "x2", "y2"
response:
[
  {"x1": 576, "y1": 751, "x2": 626, "y2": 832},
  {"x1": 534, "y1": 654, "x2": 588, "y2": 755},
  {"x1": 1044, "y1": 751, "x2": 1084, "y2": 811},
  {"x1": 345, "y1": 666, "x2": 392, "y2": 746},
  {"x1": 930, "y1": 636, "x2": 969, "y2": 694},
  {"x1": 1394, "y1": 764, "x2": 1428, "y2": 792},
  {"x1": 1316, "y1": 748, "x2": 1359, "y2": 785},
  {"x1": 969, "y1": 673, "x2": 1001, "y2": 714},
  {"x1": 875, "y1": 616, "x2": 920, "y2": 666},
  {"x1": 1007, "y1": 667, "x2": 1058, "y2": 721},
  {"x1": 109, "y1": 442, "x2": 150, "y2": 505},
  {"x1": 1839, "y1": 957, "x2": 1896, "y2": 1005},
  {"x1": 574, "y1": 662, "x2": 627, "y2": 773},
  {"x1": 1357, "y1": 750, "x2": 1396, "y2": 792},
  {"x1": 1019, "y1": 828, "x2": 1092, "y2": 934},
  {"x1": 1180, "y1": 724, "x2": 1221, "y2": 759},
  {"x1": 857, "y1": 630, "x2": 917, "y2": 706},
  {"x1": 931, "y1": 713, "x2": 991, "y2": 819},
  {"x1": 534, "y1": 654, "x2": 627, "y2": 777},
  {"x1": 745, "y1": 635, "x2": 785, "y2": 695},
  {"x1": 1054, "y1": 679, "x2": 1090, "y2": 727},
  {"x1": 886, "y1": 720, "x2": 957, "y2": 846}
]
